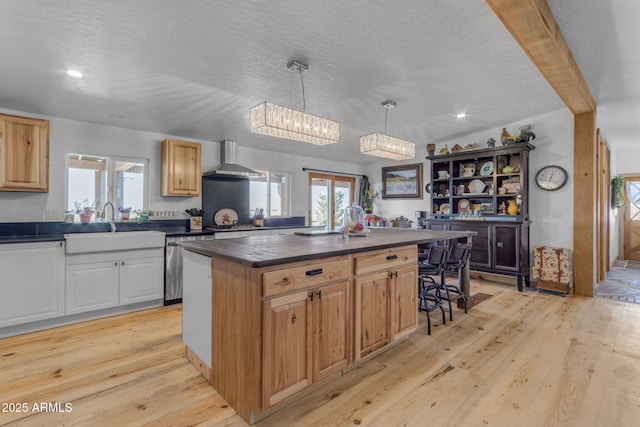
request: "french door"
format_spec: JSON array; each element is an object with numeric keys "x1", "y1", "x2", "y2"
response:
[{"x1": 309, "y1": 173, "x2": 356, "y2": 230}]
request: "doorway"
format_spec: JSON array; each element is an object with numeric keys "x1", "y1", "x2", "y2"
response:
[
  {"x1": 309, "y1": 173, "x2": 356, "y2": 230},
  {"x1": 623, "y1": 177, "x2": 640, "y2": 261}
]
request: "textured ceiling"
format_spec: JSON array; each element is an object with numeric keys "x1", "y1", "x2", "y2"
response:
[{"x1": 0, "y1": 1, "x2": 636, "y2": 164}]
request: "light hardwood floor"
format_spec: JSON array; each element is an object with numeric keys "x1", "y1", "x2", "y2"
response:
[{"x1": 1, "y1": 280, "x2": 639, "y2": 426}]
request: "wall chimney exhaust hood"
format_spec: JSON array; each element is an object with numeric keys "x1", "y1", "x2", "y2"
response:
[{"x1": 203, "y1": 140, "x2": 262, "y2": 177}]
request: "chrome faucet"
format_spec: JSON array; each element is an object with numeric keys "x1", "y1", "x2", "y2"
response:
[{"x1": 101, "y1": 202, "x2": 117, "y2": 233}]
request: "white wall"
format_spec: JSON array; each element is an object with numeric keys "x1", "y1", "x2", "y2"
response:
[
  {"x1": 364, "y1": 107, "x2": 575, "y2": 252},
  {"x1": 0, "y1": 107, "x2": 363, "y2": 223}
]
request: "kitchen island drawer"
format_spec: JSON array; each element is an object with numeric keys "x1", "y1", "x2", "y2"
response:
[
  {"x1": 354, "y1": 245, "x2": 417, "y2": 276},
  {"x1": 263, "y1": 256, "x2": 352, "y2": 297}
]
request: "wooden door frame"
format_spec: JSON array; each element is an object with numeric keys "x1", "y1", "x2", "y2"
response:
[
  {"x1": 308, "y1": 173, "x2": 356, "y2": 230},
  {"x1": 597, "y1": 129, "x2": 610, "y2": 280}
]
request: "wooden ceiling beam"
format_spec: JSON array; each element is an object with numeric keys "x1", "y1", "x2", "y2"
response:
[{"x1": 485, "y1": 0, "x2": 596, "y2": 114}]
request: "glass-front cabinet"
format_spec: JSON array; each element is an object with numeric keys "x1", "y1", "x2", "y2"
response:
[{"x1": 426, "y1": 143, "x2": 534, "y2": 291}]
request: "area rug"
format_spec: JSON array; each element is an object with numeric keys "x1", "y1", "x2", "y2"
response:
[{"x1": 469, "y1": 292, "x2": 492, "y2": 306}]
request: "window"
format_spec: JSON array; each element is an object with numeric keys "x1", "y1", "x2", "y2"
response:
[
  {"x1": 309, "y1": 173, "x2": 356, "y2": 229},
  {"x1": 249, "y1": 170, "x2": 291, "y2": 217},
  {"x1": 66, "y1": 153, "x2": 148, "y2": 220}
]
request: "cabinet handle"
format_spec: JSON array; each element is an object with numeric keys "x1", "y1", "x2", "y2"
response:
[
  {"x1": 387, "y1": 255, "x2": 398, "y2": 260},
  {"x1": 306, "y1": 268, "x2": 323, "y2": 276},
  {"x1": 167, "y1": 241, "x2": 178, "y2": 246},
  {"x1": 317, "y1": 290, "x2": 322, "y2": 300},
  {"x1": 497, "y1": 242, "x2": 503, "y2": 248},
  {"x1": 388, "y1": 271, "x2": 398, "y2": 279},
  {"x1": 115, "y1": 262, "x2": 118, "y2": 267},
  {"x1": 121, "y1": 261, "x2": 125, "y2": 265},
  {"x1": 291, "y1": 314, "x2": 297, "y2": 324},
  {"x1": 309, "y1": 292, "x2": 314, "y2": 301}
]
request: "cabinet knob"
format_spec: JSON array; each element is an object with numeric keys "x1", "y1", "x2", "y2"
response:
[
  {"x1": 497, "y1": 242, "x2": 503, "y2": 248},
  {"x1": 291, "y1": 314, "x2": 297, "y2": 324},
  {"x1": 115, "y1": 262, "x2": 118, "y2": 267}
]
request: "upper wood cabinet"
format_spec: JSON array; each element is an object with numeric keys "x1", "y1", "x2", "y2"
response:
[
  {"x1": 0, "y1": 113, "x2": 49, "y2": 192},
  {"x1": 161, "y1": 139, "x2": 201, "y2": 196}
]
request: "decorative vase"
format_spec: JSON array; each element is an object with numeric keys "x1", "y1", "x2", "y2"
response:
[
  {"x1": 507, "y1": 199, "x2": 519, "y2": 216},
  {"x1": 341, "y1": 203, "x2": 369, "y2": 235}
]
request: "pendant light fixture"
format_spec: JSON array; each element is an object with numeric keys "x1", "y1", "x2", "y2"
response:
[
  {"x1": 360, "y1": 100, "x2": 415, "y2": 160},
  {"x1": 249, "y1": 60, "x2": 339, "y2": 145}
]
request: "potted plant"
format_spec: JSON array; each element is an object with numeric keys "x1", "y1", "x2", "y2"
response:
[
  {"x1": 64, "y1": 209, "x2": 75, "y2": 223},
  {"x1": 135, "y1": 209, "x2": 154, "y2": 223},
  {"x1": 369, "y1": 214, "x2": 382, "y2": 227},
  {"x1": 73, "y1": 199, "x2": 95, "y2": 224},
  {"x1": 362, "y1": 188, "x2": 379, "y2": 213},
  {"x1": 118, "y1": 206, "x2": 132, "y2": 221},
  {"x1": 612, "y1": 176, "x2": 624, "y2": 209}
]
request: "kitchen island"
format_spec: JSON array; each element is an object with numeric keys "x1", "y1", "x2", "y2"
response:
[{"x1": 181, "y1": 228, "x2": 473, "y2": 424}]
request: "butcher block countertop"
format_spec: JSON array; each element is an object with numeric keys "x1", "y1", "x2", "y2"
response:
[{"x1": 180, "y1": 228, "x2": 474, "y2": 268}]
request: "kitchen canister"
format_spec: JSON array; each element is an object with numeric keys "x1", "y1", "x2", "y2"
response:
[{"x1": 190, "y1": 216, "x2": 202, "y2": 231}]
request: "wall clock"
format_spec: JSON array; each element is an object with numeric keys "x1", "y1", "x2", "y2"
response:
[{"x1": 535, "y1": 165, "x2": 568, "y2": 191}]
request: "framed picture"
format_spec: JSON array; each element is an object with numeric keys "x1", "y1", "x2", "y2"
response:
[{"x1": 382, "y1": 163, "x2": 423, "y2": 199}]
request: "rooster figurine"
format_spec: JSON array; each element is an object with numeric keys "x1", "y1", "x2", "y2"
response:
[
  {"x1": 501, "y1": 128, "x2": 518, "y2": 145},
  {"x1": 501, "y1": 127, "x2": 536, "y2": 145}
]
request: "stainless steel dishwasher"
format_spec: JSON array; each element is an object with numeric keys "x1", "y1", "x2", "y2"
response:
[{"x1": 165, "y1": 234, "x2": 215, "y2": 305}]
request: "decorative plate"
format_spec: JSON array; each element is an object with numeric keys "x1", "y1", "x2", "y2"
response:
[
  {"x1": 458, "y1": 199, "x2": 471, "y2": 214},
  {"x1": 480, "y1": 161, "x2": 494, "y2": 176},
  {"x1": 214, "y1": 208, "x2": 238, "y2": 225},
  {"x1": 467, "y1": 179, "x2": 486, "y2": 194},
  {"x1": 440, "y1": 203, "x2": 450, "y2": 214}
]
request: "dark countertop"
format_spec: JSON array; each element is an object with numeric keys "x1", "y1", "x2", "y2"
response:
[
  {"x1": 0, "y1": 234, "x2": 65, "y2": 244},
  {"x1": 181, "y1": 228, "x2": 475, "y2": 268}
]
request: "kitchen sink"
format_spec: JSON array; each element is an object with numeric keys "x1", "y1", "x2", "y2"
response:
[{"x1": 64, "y1": 231, "x2": 166, "y2": 254}]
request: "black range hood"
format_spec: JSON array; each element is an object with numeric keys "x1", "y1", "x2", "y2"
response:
[{"x1": 203, "y1": 140, "x2": 261, "y2": 178}]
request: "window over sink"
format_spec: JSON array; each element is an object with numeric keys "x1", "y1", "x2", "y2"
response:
[
  {"x1": 249, "y1": 170, "x2": 291, "y2": 217},
  {"x1": 66, "y1": 153, "x2": 149, "y2": 220}
]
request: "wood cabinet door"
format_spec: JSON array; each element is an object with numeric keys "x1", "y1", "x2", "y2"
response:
[
  {"x1": 161, "y1": 139, "x2": 201, "y2": 196},
  {"x1": 493, "y1": 224, "x2": 520, "y2": 271},
  {"x1": 0, "y1": 114, "x2": 49, "y2": 192},
  {"x1": 262, "y1": 291, "x2": 311, "y2": 408},
  {"x1": 450, "y1": 222, "x2": 491, "y2": 268},
  {"x1": 390, "y1": 264, "x2": 418, "y2": 341},
  {"x1": 355, "y1": 271, "x2": 389, "y2": 359},
  {"x1": 118, "y1": 256, "x2": 164, "y2": 304},
  {"x1": 66, "y1": 261, "x2": 119, "y2": 315},
  {"x1": 0, "y1": 242, "x2": 64, "y2": 328},
  {"x1": 312, "y1": 280, "x2": 350, "y2": 382}
]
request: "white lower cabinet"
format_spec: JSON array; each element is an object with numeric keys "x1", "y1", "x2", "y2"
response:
[
  {"x1": 119, "y1": 256, "x2": 164, "y2": 304},
  {"x1": 66, "y1": 248, "x2": 164, "y2": 315},
  {"x1": 66, "y1": 260, "x2": 119, "y2": 314},
  {"x1": 0, "y1": 241, "x2": 65, "y2": 328}
]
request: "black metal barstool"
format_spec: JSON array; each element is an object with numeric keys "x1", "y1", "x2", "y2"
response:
[
  {"x1": 438, "y1": 243, "x2": 471, "y2": 321},
  {"x1": 417, "y1": 245, "x2": 448, "y2": 335}
]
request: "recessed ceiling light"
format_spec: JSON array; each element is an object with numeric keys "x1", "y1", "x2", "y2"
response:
[
  {"x1": 456, "y1": 113, "x2": 467, "y2": 119},
  {"x1": 66, "y1": 69, "x2": 83, "y2": 78}
]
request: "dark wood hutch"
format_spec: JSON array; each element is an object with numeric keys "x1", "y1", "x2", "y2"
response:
[{"x1": 425, "y1": 143, "x2": 535, "y2": 291}]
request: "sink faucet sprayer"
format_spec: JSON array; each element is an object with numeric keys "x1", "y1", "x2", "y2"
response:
[{"x1": 101, "y1": 202, "x2": 117, "y2": 233}]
